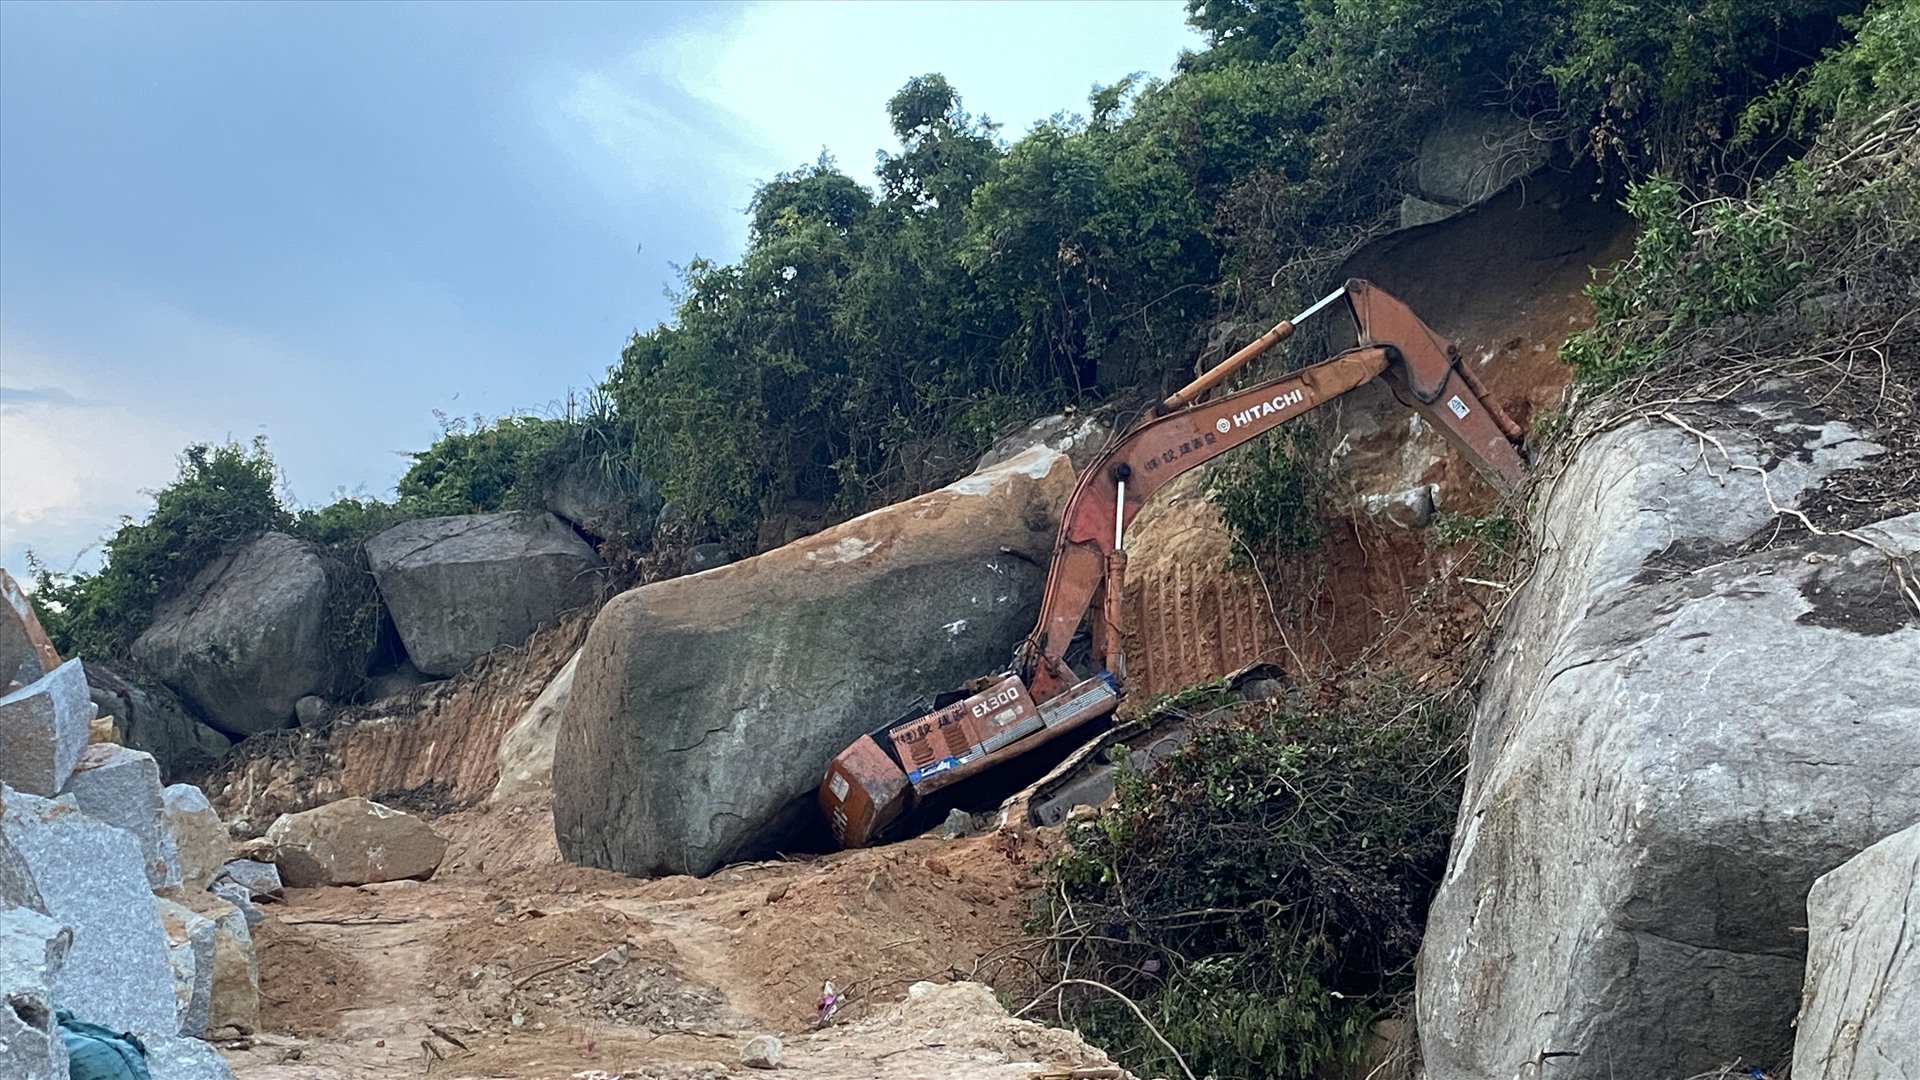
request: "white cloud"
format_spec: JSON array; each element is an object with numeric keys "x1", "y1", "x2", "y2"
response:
[
  {"x1": 0, "y1": 336, "x2": 190, "y2": 577},
  {"x1": 544, "y1": 1, "x2": 1201, "y2": 256}
]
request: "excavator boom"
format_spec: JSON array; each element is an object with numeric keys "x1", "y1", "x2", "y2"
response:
[{"x1": 820, "y1": 279, "x2": 1525, "y2": 847}]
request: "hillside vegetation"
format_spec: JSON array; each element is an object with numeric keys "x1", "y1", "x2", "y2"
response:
[
  {"x1": 24, "y1": 2, "x2": 1914, "y2": 1077},
  {"x1": 31, "y1": 0, "x2": 1880, "y2": 664}
]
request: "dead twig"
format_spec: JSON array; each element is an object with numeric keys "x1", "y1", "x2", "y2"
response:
[{"x1": 1014, "y1": 978, "x2": 1197, "y2": 1080}]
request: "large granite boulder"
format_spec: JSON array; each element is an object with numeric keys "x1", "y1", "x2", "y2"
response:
[
  {"x1": 366, "y1": 512, "x2": 603, "y2": 677},
  {"x1": 491, "y1": 648, "x2": 580, "y2": 802},
  {"x1": 1, "y1": 568, "x2": 61, "y2": 691},
  {"x1": 1416, "y1": 406, "x2": 1919, "y2": 1080},
  {"x1": 1400, "y1": 108, "x2": 1552, "y2": 228},
  {"x1": 0, "y1": 659, "x2": 92, "y2": 796},
  {"x1": 131, "y1": 532, "x2": 337, "y2": 736},
  {"x1": 85, "y1": 663, "x2": 231, "y2": 783},
  {"x1": 1793, "y1": 819, "x2": 1920, "y2": 1078},
  {"x1": 265, "y1": 797, "x2": 447, "y2": 887},
  {"x1": 554, "y1": 444, "x2": 1077, "y2": 877}
]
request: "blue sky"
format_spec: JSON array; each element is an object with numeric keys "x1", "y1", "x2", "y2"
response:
[{"x1": 0, "y1": 1, "x2": 1201, "y2": 582}]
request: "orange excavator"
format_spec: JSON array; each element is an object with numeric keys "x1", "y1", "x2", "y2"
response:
[{"x1": 819, "y1": 280, "x2": 1527, "y2": 848}]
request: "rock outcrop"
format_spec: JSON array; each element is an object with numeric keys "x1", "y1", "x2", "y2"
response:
[
  {"x1": 491, "y1": 648, "x2": 579, "y2": 801},
  {"x1": 555, "y1": 445, "x2": 1076, "y2": 877},
  {"x1": 543, "y1": 458, "x2": 658, "y2": 541},
  {"x1": 131, "y1": 532, "x2": 337, "y2": 736},
  {"x1": 0, "y1": 659, "x2": 93, "y2": 797},
  {"x1": 366, "y1": 511, "x2": 603, "y2": 677},
  {"x1": 265, "y1": 797, "x2": 448, "y2": 887},
  {"x1": 1416, "y1": 404, "x2": 1919, "y2": 1079},
  {"x1": 1793, "y1": 819, "x2": 1920, "y2": 1079}
]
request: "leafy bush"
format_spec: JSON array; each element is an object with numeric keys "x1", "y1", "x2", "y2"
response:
[
  {"x1": 1562, "y1": 0, "x2": 1917, "y2": 386},
  {"x1": 30, "y1": 439, "x2": 290, "y2": 659},
  {"x1": 1036, "y1": 682, "x2": 1466, "y2": 1079},
  {"x1": 1207, "y1": 430, "x2": 1323, "y2": 561}
]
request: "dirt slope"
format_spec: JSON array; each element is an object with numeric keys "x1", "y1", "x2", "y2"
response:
[{"x1": 224, "y1": 794, "x2": 1107, "y2": 1080}]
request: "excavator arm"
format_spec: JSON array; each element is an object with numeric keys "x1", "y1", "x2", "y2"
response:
[
  {"x1": 1021, "y1": 278, "x2": 1525, "y2": 699},
  {"x1": 820, "y1": 279, "x2": 1525, "y2": 848}
]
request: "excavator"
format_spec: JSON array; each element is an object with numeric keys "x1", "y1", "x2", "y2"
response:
[{"x1": 819, "y1": 279, "x2": 1527, "y2": 848}]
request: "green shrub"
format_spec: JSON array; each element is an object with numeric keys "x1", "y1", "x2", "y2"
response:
[
  {"x1": 1207, "y1": 431, "x2": 1323, "y2": 561},
  {"x1": 1036, "y1": 682, "x2": 1466, "y2": 1079},
  {"x1": 30, "y1": 439, "x2": 290, "y2": 659}
]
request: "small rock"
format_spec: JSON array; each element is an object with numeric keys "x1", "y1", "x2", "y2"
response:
[
  {"x1": 939, "y1": 808, "x2": 975, "y2": 840},
  {"x1": 87, "y1": 714, "x2": 121, "y2": 745},
  {"x1": 587, "y1": 943, "x2": 629, "y2": 974},
  {"x1": 162, "y1": 784, "x2": 229, "y2": 892},
  {"x1": 214, "y1": 859, "x2": 284, "y2": 900},
  {"x1": 208, "y1": 882, "x2": 266, "y2": 927},
  {"x1": 687, "y1": 543, "x2": 733, "y2": 573},
  {"x1": 741, "y1": 1034, "x2": 782, "y2": 1069},
  {"x1": 294, "y1": 696, "x2": 327, "y2": 727}
]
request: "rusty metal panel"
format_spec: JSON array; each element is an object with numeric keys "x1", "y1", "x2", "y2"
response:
[{"x1": 819, "y1": 735, "x2": 907, "y2": 849}]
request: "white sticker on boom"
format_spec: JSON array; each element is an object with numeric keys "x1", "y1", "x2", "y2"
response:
[
  {"x1": 829, "y1": 773, "x2": 850, "y2": 801},
  {"x1": 1447, "y1": 395, "x2": 1470, "y2": 419}
]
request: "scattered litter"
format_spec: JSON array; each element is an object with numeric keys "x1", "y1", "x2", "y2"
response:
[{"x1": 816, "y1": 979, "x2": 842, "y2": 1028}]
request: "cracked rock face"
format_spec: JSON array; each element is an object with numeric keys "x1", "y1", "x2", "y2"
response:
[
  {"x1": 555, "y1": 445, "x2": 1076, "y2": 878},
  {"x1": 1416, "y1": 407, "x2": 1920, "y2": 1080},
  {"x1": 365, "y1": 512, "x2": 603, "y2": 678}
]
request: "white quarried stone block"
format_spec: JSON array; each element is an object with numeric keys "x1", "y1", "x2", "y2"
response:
[
  {"x1": 0, "y1": 660, "x2": 94, "y2": 797},
  {"x1": 63, "y1": 744, "x2": 182, "y2": 888}
]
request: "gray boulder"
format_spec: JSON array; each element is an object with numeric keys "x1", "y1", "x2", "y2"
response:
[
  {"x1": 62, "y1": 744, "x2": 181, "y2": 889},
  {"x1": 131, "y1": 532, "x2": 337, "y2": 736},
  {"x1": 491, "y1": 648, "x2": 580, "y2": 802},
  {"x1": 208, "y1": 883, "x2": 265, "y2": 928},
  {"x1": 154, "y1": 897, "x2": 216, "y2": 1037},
  {"x1": 161, "y1": 784, "x2": 228, "y2": 892},
  {"x1": 1416, "y1": 407, "x2": 1917, "y2": 1080},
  {"x1": 1794, "y1": 819, "x2": 1920, "y2": 1079},
  {"x1": 543, "y1": 457, "x2": 658, "y2": 540},
  {"x1": 555, "y1": 444, "x2": 1077, "y2": 877},
  {"x1": 1, "y1": 568, "x2": 60, "y2": 691},
  {"x1": 0, "y1": 906, "x2": 70, "y2": 1080},
  {"x1": 265, "y1": 797, "x2": 447, "y2": 887},
  {"x1": 0, "y1": 659, "x2": 93, "y2": 797},
  {"x1": 365, "y1": 512, "x2": 603, "y2": 677},
  {"x1": 212, "y1": 859, "x2": 282, "y2": 901},
  {"x1": 1, "y1": 787, "x2": 178, "y2": 1037},
  {"x1": 83, "y1": 664, "x2": 230, "y2": 784},
  {"x1": 1411, "y1": 109, "x2": 1551, "y2": 212}
]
